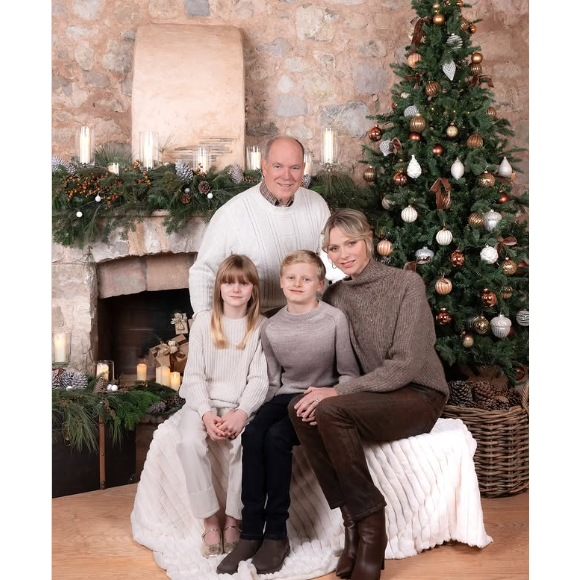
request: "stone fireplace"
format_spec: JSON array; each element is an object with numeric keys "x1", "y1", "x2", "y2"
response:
[{"x1": 52, "y1": 212, "x2": 207, "y2": 375}]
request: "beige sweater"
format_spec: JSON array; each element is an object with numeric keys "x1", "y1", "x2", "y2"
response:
[{"x1": 323, "y1": 259, "x2": 449, "y2": 398}]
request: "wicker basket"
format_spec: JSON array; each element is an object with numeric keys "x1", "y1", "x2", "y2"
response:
[{"x1": 442, "y1": 381, "x2": 529, "y2": 498}]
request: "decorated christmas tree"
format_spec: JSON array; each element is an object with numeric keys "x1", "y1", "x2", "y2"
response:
[{"x1": 362, "y1": 0, "x2": 529, "y2": 385}]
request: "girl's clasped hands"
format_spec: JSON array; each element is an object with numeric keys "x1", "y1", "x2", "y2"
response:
[{"x1": 202, "y1": 409, "x2": 248, "y2": 440}]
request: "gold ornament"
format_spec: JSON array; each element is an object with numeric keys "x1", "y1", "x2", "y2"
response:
[
  {"x1": 462, "y1": 333, "x2": 474, "y2": 348},
  {"x1": 471, "y1": 52, "x2": 483, "y2": 64},
  {"x1": 502, "y1": 257, "x2": 517, "y2": 275},
  {"x1": 393, "y1": 171, "x2": 408, "y2": 186},
  {"x1": 487, "y1": 106, "x2": 497, "y2": 119},
  {"x1": 457, "y1": 0, "x2": 464, "y2": 6},
  {"x1": 446, "y1": 123, "x2": 458, "y2": 138},
  {"x1": 368, "y1": 126, "x2": 382, "y2": 141},
  {"x1": 409, "y1": 132, "x2": 421, "y2": 141},
  {"x1": 481, "y1": 288, "x2": 498, "y2": 307},
  {"x1": 469, "y1": 23, "x2": 477, "y2": 34},
  {"x1": 470, "y1": 62, "x2": 482, "y2": 75},
  {"x1": 440, "y1": 193, "x2": 452, "y2": 209},
  {"x1": 467, "y1": 133, "x2": 483, "y2": 148},
  {"x1": 459, "y1": 17, "x2": 470, "y2": 32},
  {"x1": 473, "y1": 315, "x2": 490, "y2": 335},
  {"x1": 363, "y1": 166, "x2": 376, "y2": 182},
  {"x1": 435, "y1": 277, "x2": 453, "y2": 295},
  {"x1": 377, "y1": 239, "x2": 393, "y2": 256},
  {"x1": 433, "y1": 13, "x2": 445, "y2": 26},
  {"x1": 436, "y1": 308, "x2": 453, "y2": 325},
  {"x1": 410, "y1": 114, "x2": 426, "y2": 132},
  {"x1": 433, "y1": 2, "x2": 441, "y2": 8},
  {"x1": 477, "y1": 171, "x2": 496, "y2": 187},
  {"x1": 425, "y1": 81, "x2": 441, "y2": 96},
  {"x1": 407, "y1": 53, "x2": 422, "y2": 68},
  {"x1": 468, "y1": 212, "x2": 484, "y2": 227},
  {"x1": 502, "y1": 286, "x2": 513, "y2": 299}
]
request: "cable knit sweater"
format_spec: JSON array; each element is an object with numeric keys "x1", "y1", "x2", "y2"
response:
[
  {"x1": 188, "y1": 182, "x2": 338, "y2": 314},
  {"x1": 261, "y1": 301, "x2": 360, "y2": 401},
  {"x1": 323, "y1": 259, "x2": 449, "y2": 398},
  {"x1": 179, "y1": 311, "x2": 269, "y2": 418}
]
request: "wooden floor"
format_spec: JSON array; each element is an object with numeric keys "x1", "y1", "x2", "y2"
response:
[{"x1": 53, "y1": 485, "x2": 528, "y2": 579}]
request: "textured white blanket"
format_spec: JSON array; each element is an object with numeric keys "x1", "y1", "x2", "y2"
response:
[{"x1": 131, "y1": 413, "x2": 492, "y2": 580}]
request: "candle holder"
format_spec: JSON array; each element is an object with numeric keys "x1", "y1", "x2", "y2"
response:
[
  {"x1": 320, "y1": 128, "x2": 338, "y2": 171},
  {"x1": 94, "y1": 360, "x2": 114, "y2": 382},
  {"x1": 194, "y1": 146, "x2": 210, "y2": 174},
  {"x1": 245, "y1": 145, "x2": 262, "y2": 172},
  {"x1": 76, "y1": 126, "x2": 95, "y2": 166},
  {"x1": 302, "y1": 149, "x2": 312, "y2": 188},
  {"x1": 139, "y1": 131, "x2": 159, "y2": 170},
  {"x1": 52, "y1": 331, "x2": 71, "y2": 367}
]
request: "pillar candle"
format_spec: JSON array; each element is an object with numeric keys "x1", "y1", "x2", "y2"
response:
[
  {"x1": 108, "y1": 163, "x2": 120, "y2": 175},
  {"x1": 96, "y1": 363, "x2": 109, "y2": 381},
  {"x1": 137, "y1": 363, "x2": 147, "y2": 381},
  {"x1": 160, "y1": 366, "x2": 171, "y2": 387},
  {"x1": 79, "y1": 126, "x2": 91, "y2": 164},
  {"x1": 155, "y1": 367, "x2": 162, "y2": 384},
  {"x1": 53, "y1": 333, "x2": 67, "y2": 363},
  {"x1": 170, "y1": 372, "x2": 181, "y2": 391}
]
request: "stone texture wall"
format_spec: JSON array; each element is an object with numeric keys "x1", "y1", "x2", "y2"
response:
[{"x1": 52, "y1": 0, "x2": 529, "y2": 185}]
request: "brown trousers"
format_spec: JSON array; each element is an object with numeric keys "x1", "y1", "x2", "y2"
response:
[{"x1": 288, "y1": 384, "x2": 446, "y2": 521}]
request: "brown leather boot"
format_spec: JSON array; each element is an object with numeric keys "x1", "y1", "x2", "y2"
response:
[
  {"x1": 251, "y1": 537, "x2": 290, "y2": 574},
  {"x1": 350, "y1": 509, "x2": 387, "y2": 580},
  {"x1": 336, "y1": 505, "x2": 359, "y2": 579},
  {"x1": 216, "y1": 538, "x2": 262, "y2": 575}
]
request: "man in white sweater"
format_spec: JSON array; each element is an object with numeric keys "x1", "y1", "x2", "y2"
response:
[{"x1": 189, "y1": 136, "x2": 340, "y2": 315}]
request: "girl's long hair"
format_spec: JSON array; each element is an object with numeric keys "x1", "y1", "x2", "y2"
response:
[{"x1": 210, "y1": 254, "x2": 261, "y2": 349}]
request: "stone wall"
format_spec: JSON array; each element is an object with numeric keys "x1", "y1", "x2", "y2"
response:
[{"x1": 52, "y1": 0, "x2": 529, "y2": 185}]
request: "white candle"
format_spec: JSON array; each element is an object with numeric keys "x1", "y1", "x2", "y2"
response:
[
  {"x1": 170, "y1": 372, "x2": 181, "y2": 391},
  {"x1": 304, "y1": 152, "x2": 312, "y2": 176},
  {"x1": 54, "y1": 333, "x2": 67, "y2": 363},
  {"x1": 108, "y1": 163, "x2": 120, "y2": 175},
  {"x1": 79, "y1": 126, "x2": 91, "y2": 164},
  {"x1": 323, "y1": 129, "x2": 335, "y2": 164},
  {"x1": 196, "y1": 147, "x2": 209, "y2": 172},
  {"x1": 160, "y1": 365, "x2": 171, "y2": 387},
  {"x1": 137, "y1": 363, "x2": 147, "y2": 381},
  {"x1": 143, "y1": 134, "x2": 154, "y2": 169},
  {"x1": 96, "y1": 363, "x2": 109, "y2": 381},
  {"x1": 155, "y1": 367, "x2": 162, "y2": 384}
]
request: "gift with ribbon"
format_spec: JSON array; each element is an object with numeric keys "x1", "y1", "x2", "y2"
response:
[{"x1": 148, "y1": 334, "x2": 189, "y2": 374}]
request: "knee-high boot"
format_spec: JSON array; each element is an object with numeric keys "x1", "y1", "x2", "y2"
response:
[
  {"x1": 350, "y1": 509, "x2": 387, "y2": 580},
  {"x1": 336, "y1": 505, "x2": 359, "y2": 578}
]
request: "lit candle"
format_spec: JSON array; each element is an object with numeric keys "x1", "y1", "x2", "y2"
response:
[
  {"x1": 323, "y1": 129, "x2": 335, "y2": 164},
  {"x1": 53, "y1": 333, "x2": 67, "y2": 363},
  {"x1": 303, "y1": 150, "x2": 312, "y2": 176},
  {"x1": 160, "y1": 365, "x2": 171, "y2": 387},
  {"x1": 170, "y1": 372, "x2": 181, "y2": 391},
  {"x1": 143, "y1": 134, "x2": 154, "y2": 169},
  {"x1": 79, "y1": 126, "x2": 91, "y2": 164},
  {"x1": 108, "y1": 163, "x2": 120, "y2": 175},
  {"x1": 137, "y1": 363, "x2": 147, "y2": 381},
  {"x1": 196, "y1": 147, "x2": 209, "y2": 173},
  {"x1": 155, "y1": 367, "x2": 162, "y2": 384},
  {"x1": 96, "y1": 362, "x2": 109, "y2": 381}
]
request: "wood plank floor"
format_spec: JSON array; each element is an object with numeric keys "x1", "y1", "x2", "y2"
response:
[{"x1": 53, "y1": 485, "x2": 528, "y2": 579}]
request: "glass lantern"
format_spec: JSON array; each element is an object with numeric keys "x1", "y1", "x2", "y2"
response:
[
  {"x1": 245, "y1": 146, "x2": 262, "y2": 172},
  {"x1": 139, "y1": 131, "x2": 159, "y2": 169},
  {"x1": 94, "y1": 360, "x2": 114, "y2": 382},
  {"x1": 76, "y1": 126, "x2": 95, "y2": 166},
  {"x1": 320, "y1": 128, "x2": 338, "y2": 168}
]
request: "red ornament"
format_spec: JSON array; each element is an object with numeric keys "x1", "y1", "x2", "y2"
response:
[
  {"x1": 514, "y1": 365, "x2": 526, "y2": 381},
  {"x1": 481, "y1": 288, "x2": 498, "y2": 307},
  {"x1": 394, "y1": 172, "x2": 408, "y2": 186},
  {"x1": 508, "y1": 326, "x2": 516, "y2": 337},
  {"x1": 409, "y1": 132, "x2": 421, "y2": 141},
  {"x1": 518, "y1": 260, "x2": 528, "y2": 272},
  {"x1": 432, "y1": 144, "x2": 444, "y2": 155},
  {"x1": 391, "y1": 101, "x2": 397, "y2": 108},
  {"x1": 498, "y1": 192, "x2": 510, "y2": 203},
  {"x1": 436, "y1": 308, "x2": 453, "y2": 325},
  {"x1": 368, "y1": 126, "x2": 382, "y2": 141}
]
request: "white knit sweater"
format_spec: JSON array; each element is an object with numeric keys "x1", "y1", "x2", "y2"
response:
[
  {"x1": 179, "y1": 311, "x2": 269, "y2": 419},
  {"x1": 188, "y1": 183, "x2": 337, "y2": 314}
]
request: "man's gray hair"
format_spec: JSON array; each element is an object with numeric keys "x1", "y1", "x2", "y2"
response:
[{"x1": 263, "y1": 136, "x2": 305, "y2": 161}]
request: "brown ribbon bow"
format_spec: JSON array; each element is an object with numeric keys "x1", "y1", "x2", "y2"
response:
[
  {"x1": 471, "y1": 75, "x2": 495, "y2": 88},
  {"x1": 411, "y1": 17, "x2": 430, "y2": 47},
  {"x1": 404, "y1": 72, "x2": 425, "y2": 88},
  {"x1": 389, "y1": 138, "x2": 403, "y2": 154},
  {"x1": 497, "y1": 236, "x2": 517, "y2": 255},
  {"x1": 430, "y1": 178, "x2": 452, "y2": 210}
]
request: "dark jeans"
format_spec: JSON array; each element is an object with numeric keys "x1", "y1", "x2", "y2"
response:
[
  {"x1": 288, "y1": 384, "x2": 446, "y2": 521},
  {"x1": 240, "y1": 393, "x2": 300, "y2": 540}
]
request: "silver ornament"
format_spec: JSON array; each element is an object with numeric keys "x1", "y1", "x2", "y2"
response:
[
  {"x1": 442, "y1": 60, "x2": 456, "y2": 81},
  {"x1": 436, "y1": 228, "x2": 453, "y2": 246},
  {"x1": 379, "y1": 140, "x2": 392, "y2": 156},
  {"x1": 450, "y1": 158, "x2": 465, "y2": 180},
  {"x1": 381, "y1": 196, "x2": 395, "y2": 210},
  {"x1": 480, "y1": 245, "x2": 499, "y2": 264},
  {"x1": 407, "y1": 155, "x2": 422, "y2": 179},
  {"x1": 404, "y1": 105, "x2": 420, "y2": 118},
  {"x1": 401, "y1": 205, "x2": 418, "y2": 223},
  {"x1": 483, "y1": 210, "x2": 502, "y2": 232},
  {"x1": 415, "y1": 246, "x2": 434, "y2": 263},
  {"x1": 302, "y1": 174, "x2": 312, "y2": 188},
  {"x1": 516, "y1": 309, "x2": 529, "y2": 326},
  {"x1": 446, "y1": 34, "x2": 463, "y2": 50},
  {"x1": 498, "y1": 156, "x2": 513, "y2": 178},
  {"x1": 491, "y1": 314, "x2": 512, "y2": 338}
]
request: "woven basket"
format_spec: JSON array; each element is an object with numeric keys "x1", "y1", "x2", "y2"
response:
[{"x1": 442, "y1": 381, "x2": 529, "y2": 498}]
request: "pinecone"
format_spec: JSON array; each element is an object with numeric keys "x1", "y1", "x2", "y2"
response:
[
  {"x1": 198, "y1": 180, "x2": 211, "y2": 195},
  {"x1": 243, "y1": 175, "x2": 257, "y2": 183},
  {"x1": 60, "y1": 369, "x2": 76, "y2": 389},
  {"x1": 71, "y1": 371, "x2": 89, "y2": 390},
  {"x1": 147, "y1": 401, "x2": 167, "y2": 415},
  {"x1": 52, "y1": 368, "x2": 64, "y2": 388},
  {"x1": 472, "y1": 381, "x2": 502, "y2": 411},
  {"x1": 302, "y1": 174, "x2": 312, "y2": 188},
  {"x1": 175, "y1": 160, "x2": 194, "y2": 183},
  {"x1": 508, "y1": 389, "x2": 522, "y2": 407},
  {"x1": 166, "y1": 393, "x2": 186, "y2": 409},
  {"x1": 93, "y1": 374, "x2": 109, "y2": 393},
  {"x1": 52, "y1": 155, "x2": 66, "y2": 173},
  {"x1": 231, "y1": 164, "x2": 244, "y2": 184},
  {"x1": 180, "y1": 191, "x2": 192, "y2": 204},
  {"x1": 447, "y1": 380, "x2": 475, "y2": 407}
]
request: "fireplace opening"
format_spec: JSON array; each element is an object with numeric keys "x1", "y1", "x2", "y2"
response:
[{"x1": 97, "y1": 289, "x2": 193, "y2": 381}]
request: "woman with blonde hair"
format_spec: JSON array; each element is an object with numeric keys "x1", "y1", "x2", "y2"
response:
[{"x1": 290, "y1": 209, "x2": 449, "y2": 580}]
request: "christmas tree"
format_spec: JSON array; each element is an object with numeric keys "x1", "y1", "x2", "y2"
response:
[{"x1": 362, "y1": 0, "x2": 529, "y2": 385}]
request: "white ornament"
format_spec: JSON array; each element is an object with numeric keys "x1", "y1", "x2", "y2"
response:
[
  {"x1": 109, "y1": 384, "x2": 118, "y2": 392},
  {"x1": 379, "y1": 140, "x2": 392, "y2": 156},
  {"x1": 107, "y1": 384, "x2": 112, "y2": 391},
  {"x1": 498, "y1": 156, "x2": 513, "y2": 178},
  {"x1": 442, "y1": 60, "x2": 456, "y2": 81},
  {"x1": 381, "y1": 196, "x2": 395, "y2": 210},
  {"x1": 407, "y1": 155, "x2": 422, "y2": 179},
  {"x1": 446, "y1": 34, "x2": 463, "y2": 50},
  {"x1": 480, "y1": 245, "x2": 499, "y2": 264},
  {"x1": 415, "y1": 246, "x2": 434, "y2": 263},
  {"x1": 483, "y1": 210, "x2": 502, "y2": 232},
  {"x1": 184, "y1": 187, "x2": 190, "y2": 193},
  {"x1": 207, "y1": 192, "x2": 214, "y2": 199},
  {"x1": 76, "y1": 211, "x2": 83, "y2": 218},
  {"x1": 516, "y1": 309, "x2": 529, "y2": 326},
  {"x1": 401, "y1": 205, "x2": 418, "y2": 223},
  {"x1": 66, "y1": 386, "x2": 74, "y2": 391},
  {"x1": 491, "y1": 314, "x2": 512, "y2": 338},
  {"x1": 404, "y1": 105, "x2": 419, "y2": 118},
  {"x1": 95, "y1": 194, "x2": 101, "y2": 202},
  {"x1": 436, "y1": 228, "x2": 453, "y2": 246},
  {"x1": 401, "y1": 92, "x2": 410, "y2": 98},
  {"x1": 450, "y1": 158, "x2": 465, "y2": 180}
]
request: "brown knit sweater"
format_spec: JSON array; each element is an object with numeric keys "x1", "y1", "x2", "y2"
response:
[{"x1": 323, "y1": 259, "x2": 448, "y2": 398}]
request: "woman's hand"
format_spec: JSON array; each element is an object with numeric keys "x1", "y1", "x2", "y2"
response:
[
  {"x1": 202, "y1": 412, "x2": 227, "y2": 441},
  {"x1": 220, "y1": 409, "x2": 249, "y2": 439},
  {"x1": 294, "y1": 386, "x2": 338, "y2": 424}
]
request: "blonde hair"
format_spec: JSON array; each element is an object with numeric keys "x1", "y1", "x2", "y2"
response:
[
  {"x1": 280, "y1": 250, "x2": 326, "y2": 281},
  {"x1": 210, "y1": 255, "x2": 261, "y2": 349},
  {"x1": 321, "y1": 208, "x2": 374, "y2": 258}
]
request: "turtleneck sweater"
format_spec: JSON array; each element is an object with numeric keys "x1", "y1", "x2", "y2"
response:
[{"x1": 323, "y1": 259, "x2": 449, "y2": 398}]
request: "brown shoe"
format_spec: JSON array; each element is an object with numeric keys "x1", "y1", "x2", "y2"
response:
[
  {"x1": 216, "y1": 538, "x2": 262, "y2": 575},
  {"x1": 350, "y1": 510, "x2": 387, "y2": 580},
  {"x1": 251, "y1": 537, "x2": 290, "y2": 574},
  {"x1": 336, "y1": 505, "x2": 359, "y2": 578}
]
